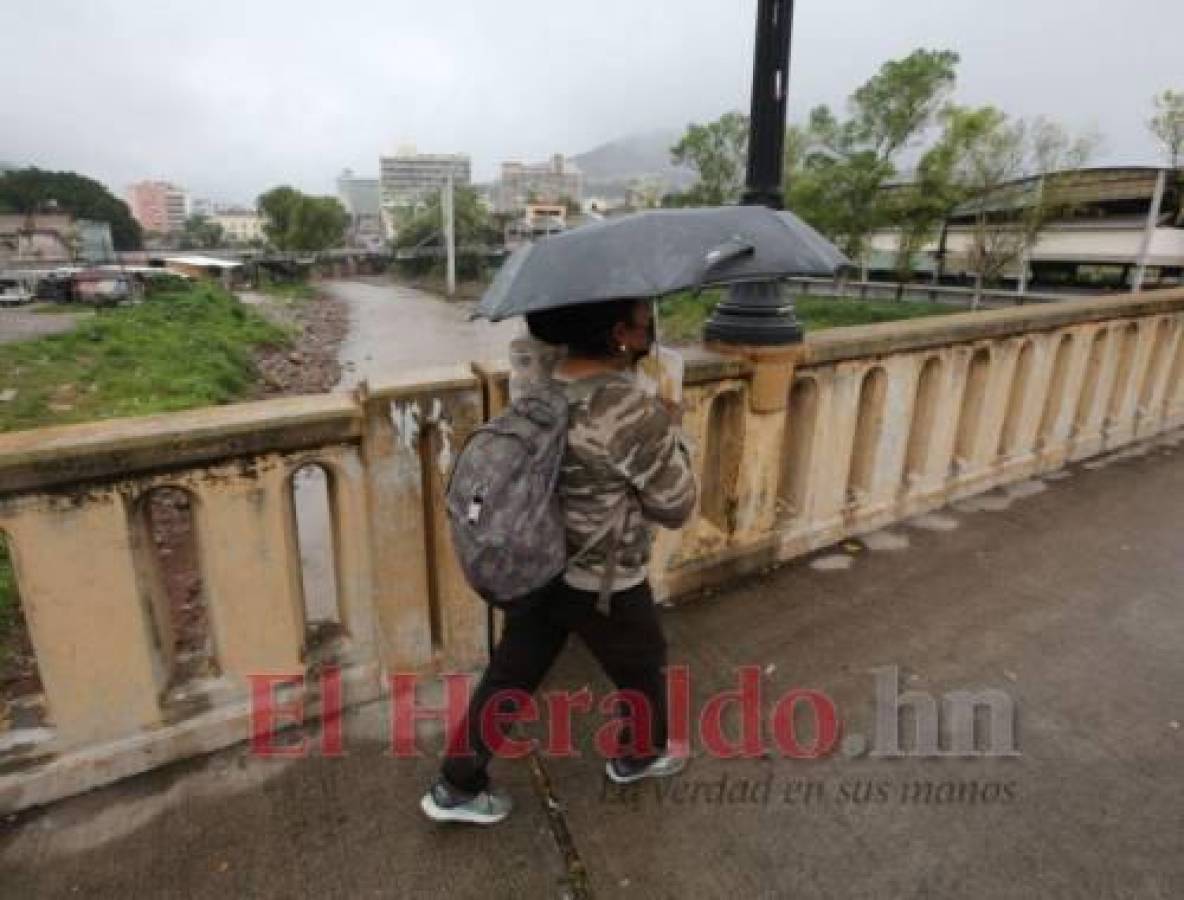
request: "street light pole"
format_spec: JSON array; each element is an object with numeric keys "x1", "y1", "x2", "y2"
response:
[
  {"x1": 443, "y1": 175, "x2": 457, "y2": 298},
  {"x1": 703, "y1": 0, "x2": 803, "y2": 346}
]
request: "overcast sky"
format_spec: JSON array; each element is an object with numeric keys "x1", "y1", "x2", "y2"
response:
[{"x1": 2, "y1": 0, "x2": 1180, "y2": 205}]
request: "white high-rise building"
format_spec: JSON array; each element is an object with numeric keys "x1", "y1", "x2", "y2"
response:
[
  {"x1": 379, "y1": 151, "x2": 471, "y2": 211},
  {"x1": 495, "y1": 155, "x2": 583, "y2": 214},
  {"x1": 337, "y1": 168, "x2": 384, "y2": 244}
]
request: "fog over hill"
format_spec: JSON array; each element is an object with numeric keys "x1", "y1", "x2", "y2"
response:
[{"x1": 570, "y1": 130, "x2": 697, "y2": 198}]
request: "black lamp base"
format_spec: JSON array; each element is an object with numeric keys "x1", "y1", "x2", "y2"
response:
[{"x1": 703, "y1": 280, "x2": 804, "y2": 346}]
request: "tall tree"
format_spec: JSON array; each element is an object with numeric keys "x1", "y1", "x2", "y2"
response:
[
  {"x1": 257, "y1": 186, "x2": 348, "y2": 251},
  {"x1": 669, "y1": 111, "x2": 749, "y2": 206},
  {"x1": 257, "y1": 186, "x2": 303, "y2": 248},
  {"x1": 849, "y1": 49, "x2": 961, "y2": 160},
  {"x1": 178, "y1": 214, "x2": 224, "y2": 250},
  {"x1": 394, "y1": 186, "x2": 498, "y2": 280},
  {"x1": 1148, "y1": 89, "x2": 1184, "y2": 169},
  {"x1": 0, "y1": 167, "x2": 142, "y2": 249},
  {"x1": 883, "y1": 105, "x2": 1005, "y2": 280},
  {"x1": 953, "y1": 115, "x2": 1096, "y2": 306},
  {"x1": 783, "y1": 49, "x2": 961, "y2": 265}
]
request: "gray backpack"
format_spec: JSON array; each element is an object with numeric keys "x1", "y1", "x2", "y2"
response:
[{"x1": 445, "y1": 374, "x2": 626, "y2": 611}]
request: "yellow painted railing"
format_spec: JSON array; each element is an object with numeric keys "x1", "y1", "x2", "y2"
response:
[{"x1": 1, "y1": 288, "x2": 1183, "y2": 812}]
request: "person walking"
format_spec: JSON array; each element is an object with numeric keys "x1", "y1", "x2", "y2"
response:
[{"x1": 421, "y1": 298, "x2": 697, "y2": 825}]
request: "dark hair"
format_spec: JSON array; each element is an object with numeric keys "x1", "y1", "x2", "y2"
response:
[{"x1": 526, "y1": 299, "x2": 643, "y2": 358}]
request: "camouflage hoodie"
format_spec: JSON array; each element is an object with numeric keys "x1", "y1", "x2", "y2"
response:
[{"x1": 556, "y1": 370, "x2": 697, "y2": 594}]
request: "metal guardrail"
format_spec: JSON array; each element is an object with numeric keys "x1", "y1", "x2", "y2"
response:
[{"x1": 786, "y1": 276, "x2": 1102, "y2": 308}]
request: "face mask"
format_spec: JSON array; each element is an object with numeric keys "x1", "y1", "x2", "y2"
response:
[
  {"x1": 616, "y1": 307, "x2": 655, "y2": 366},
  {"x1": 627, "y1": 346, "x2": 650, "y2": 367},
  {"x1": 626, "y1": 327, "x2": 653, "y2": 366}
]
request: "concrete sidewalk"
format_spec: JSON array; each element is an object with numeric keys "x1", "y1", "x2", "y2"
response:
[{"x1": 2, "y1": 433, "x2": 1183, "y2": 898}]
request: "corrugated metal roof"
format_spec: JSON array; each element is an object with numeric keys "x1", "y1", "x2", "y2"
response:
[
  {"x1": 949, "y1": 167, "x2": 1178, "y2": 219},
  {"x1": 164, "y1": 255, "x2": 243, "y2": 269}
]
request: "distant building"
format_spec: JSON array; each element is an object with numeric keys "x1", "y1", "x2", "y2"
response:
[
  {"x1": 75, "y1": 219, "x2": 116, "y2": 264},
  {"x1": 0, "y1": 213, "x2": 114, "y2": 266},
  {"x1": 211, "y1": 209, "x2": 265, "y2": 245},
  {"x1": 494, "y1": 155, "x2": 582, "y2": 214},
  {"x1": 504, "y1": 203, "x2": 567, "y2": 249},
  {"x1": 867, "y1": 166, "x2": 1184, "y2": 291},
  {"x1": 379, "y1": 151, "x2": 471, "y2": 211},
  {"x1": 337, "y1": 169, "x2": 384, "y2": 245},
  {"x1": 190, "y1": 197, "x2": 217, "y2": 218},
  {"x1": 127, "y1": 181, "x2": 189, "y2": 235}
]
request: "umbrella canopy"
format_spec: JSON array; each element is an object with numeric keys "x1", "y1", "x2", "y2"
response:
[{"x1": 476, "y1": 205, "x2": 849, "y2": 321}]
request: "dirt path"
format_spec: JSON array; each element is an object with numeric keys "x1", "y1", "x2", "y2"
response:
[
  {"x1": 243, "y1": 286, "x2": 350, "y2": 396},
  {"x1": 0, "y1": 308, "x2": 84, "y2": 346}
]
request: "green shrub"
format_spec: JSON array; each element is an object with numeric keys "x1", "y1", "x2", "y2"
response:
[
  {"x1": 0, "y1": 284, "x2": 288, "y2": 433},
  {"x1": 657, "y1": 289, "x2": 958, "y2": 342}
]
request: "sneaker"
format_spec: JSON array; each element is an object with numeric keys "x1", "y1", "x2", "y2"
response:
[
  {"x1": 420, "y1": 778, "x2": 513, "y2": 825},
  {"x1": 605, "y1": 748, "x2": 689, "y2": 785}
]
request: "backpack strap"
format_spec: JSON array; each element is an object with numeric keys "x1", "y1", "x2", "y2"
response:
[{"x1": 566, "y1": 494, "x2": 630, "y2": 614}]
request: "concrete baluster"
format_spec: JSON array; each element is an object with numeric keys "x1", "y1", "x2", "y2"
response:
[
  {"x1": 949, "y1": 343, "x2": 1007, "y2": 488},
  {"x1": 313, "y1": 446, "x2": 380, "y2": 662},
  {"x1": 0, "y1": 491, "x2": 164, "y2": 746},
  {"x1": 1163, "y1": 320, "x2": 1184, "y2": 427},
  {"x1": 999, "y1": 338, "x2": 1047, "y2": 472},
  {"x1": 191, "y1": 457, "x2": 306, "y2": 681},
  {"x1": 418, "y1": 380, "x2": 486, "y2": 670},
  {"x1": 863, "y1": 355, "x2": 917, "y2": 521},
  {"x1": 907, "y1": 350, "x2": 962, "y2": 500},
  {"x1": 778, "y1": 372, "x2": 823, "y2": 530},
  {"x1": 1151, "y1": 318, "x2": 1184, "y2": 430},
  {"x1": 1034, "y1": 329, "x2": 1085, "y2": 471},
  {"x1": 1102, "y1": 321, "x2": 1147, "y2": 448},
  {"x1": 809, "y1": 362, "x2": 862, "y2": 541},
  {"x1": 357, "y1": 382, "x2": 435, "y2": 672},
  {"x1": 1069, "y1": 325, "x2": 1122, "y2": 462},
  {"x1": 364, "y1": 368, "x2": 485, "y2": 671}
]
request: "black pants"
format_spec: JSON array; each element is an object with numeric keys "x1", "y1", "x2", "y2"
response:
[{"x1": 440, "y1": 577, "x2": 669, "y2": 795}]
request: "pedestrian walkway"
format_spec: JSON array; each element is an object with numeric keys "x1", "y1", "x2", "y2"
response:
[{"x1": 2, "y1": 431, "x2": 1182, "y2": 899}]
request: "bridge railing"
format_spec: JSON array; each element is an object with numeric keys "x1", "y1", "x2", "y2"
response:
[
  {"x1": 649, "y1": 289, "x2": 1184, "y2": 597},
  {"x1": 787, "y1": 275, "x2": 1086, "y2": 307},
  {"x1": 2, "y1": 288, "x2": 1183, "y2": 811}
]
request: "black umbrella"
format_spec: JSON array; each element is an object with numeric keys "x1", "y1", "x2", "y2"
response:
[{"x1": 476, "y1": 205, "x2": 849, "y2": 321}]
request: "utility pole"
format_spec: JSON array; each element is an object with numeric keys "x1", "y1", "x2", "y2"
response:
[
  {"x1": 703, "y1": 0, "x2": 803, "y2": 346},
  {"x1": 1132, "y1": 168, "x2": 1167, "y2": 293},
  {"x1": 442, "y1": 175, "x2": 457, "y2": 297}
]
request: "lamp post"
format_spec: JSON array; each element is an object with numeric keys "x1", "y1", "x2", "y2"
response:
[{"x1": 703, "y1": 0, "x2": 803, "y2": 346}]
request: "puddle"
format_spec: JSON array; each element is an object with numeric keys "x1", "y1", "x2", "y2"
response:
[
  {"x1": 861, "y1": 530, "x2": 910, "y2": 551},
  {"x1": 907, "y1": 513, "x2": 960, "y2": 531},
  {"x1": 809, "y1": 554, "x2": 854, "y2": 572}
]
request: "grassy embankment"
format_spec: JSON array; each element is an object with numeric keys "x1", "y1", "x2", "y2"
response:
[
  {"x1": 0, "y1": 284, "x2": 289, "y2": 676},
  {"x1": 657, "y1": 289, "x2": 959, "y2": 343}
]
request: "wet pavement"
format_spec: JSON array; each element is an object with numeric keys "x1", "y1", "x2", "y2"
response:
[{"x1": 3, "y1": 420, "x2": 1182, "y2": 898}]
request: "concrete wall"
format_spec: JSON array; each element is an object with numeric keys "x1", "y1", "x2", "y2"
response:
[{"x1": 3, "y1": 289, "x2": 1184, "y2": 812}]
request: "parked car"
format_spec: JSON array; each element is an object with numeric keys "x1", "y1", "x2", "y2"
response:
[
  {"x1": 72, "y1": 269, "x2": 138, "y2": 307},
  {"x1": 0, "y1": 277, "x2": 35, "y2": 306}
]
